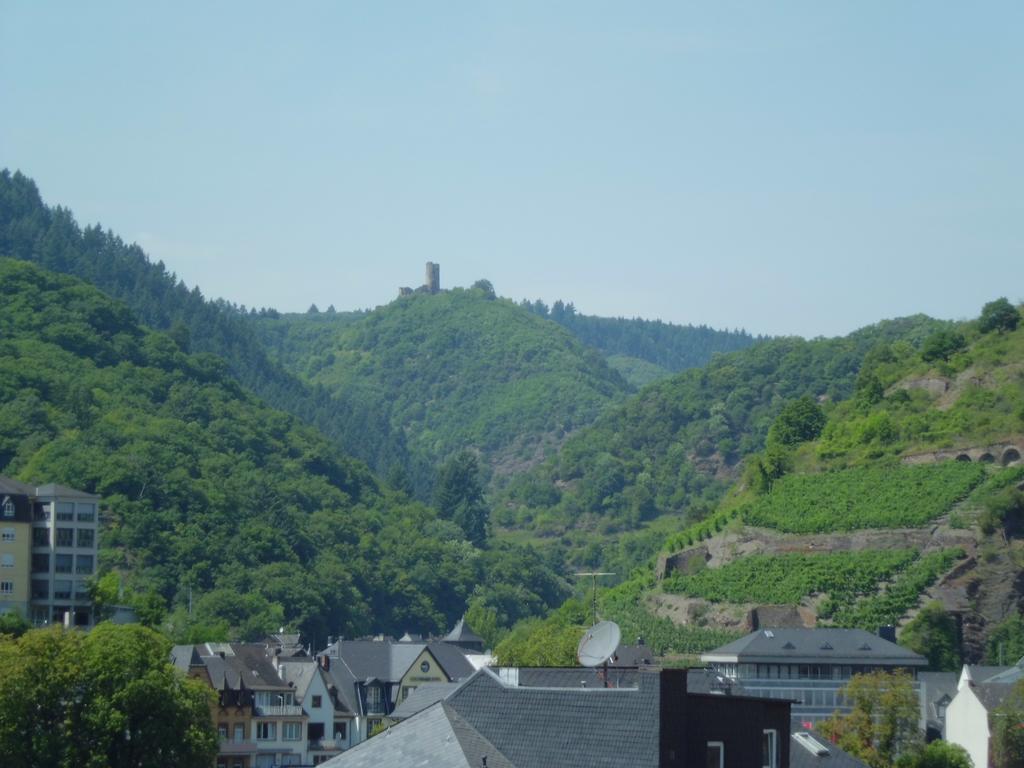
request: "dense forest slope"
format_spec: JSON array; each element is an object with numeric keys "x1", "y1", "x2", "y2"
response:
[
  {"x1": 521, "y1": 298, "x2": 762, "y2": 386},
  {"x1": 498, "y1": 315, "x2": 948, "y2": 551},
  {"x1": 0, "y1": 258, "x2": 568, "y2": 641},
  {"x1": 497, "y1": 301, "x2": 1024, "y2": 667},
  {"x1": 254, "y1": 289, "x2": 633, "y2": 489},
  {"x1": 0, "y1": 170, "x2": 418, "y2": 487}
]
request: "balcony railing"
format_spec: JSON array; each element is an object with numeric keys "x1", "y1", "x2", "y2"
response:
[
  {"x1": 218, "y1": 738, "x2": 258, "y2": 754},
  {"x1": 255, "y1": 704, "x2": 304, "y2": 717},
  {"x1": 309, "y1": 738, "x2": 342, "y2": 751}
]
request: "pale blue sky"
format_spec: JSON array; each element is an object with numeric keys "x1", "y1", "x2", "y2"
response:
[{"x1": 2, "y1": 2, "x2": 1021, "y2": 337}]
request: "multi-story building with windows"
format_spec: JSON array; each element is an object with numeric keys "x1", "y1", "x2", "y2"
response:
[
  {"x1": 0, "y1": 476, "x2": 99, "y2": 628},
  {"x1": 701, "y1": 628, "x2": 927, "y2": 725}
]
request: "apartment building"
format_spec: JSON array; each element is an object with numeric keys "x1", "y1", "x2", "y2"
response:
[{"x1": 0, "y1": 476, "x2": 99, "y2": 627}]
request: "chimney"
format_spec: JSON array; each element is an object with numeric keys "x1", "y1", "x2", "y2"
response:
[{"x1": 878, "y1": 626, "x2": 897, "y2": 643}]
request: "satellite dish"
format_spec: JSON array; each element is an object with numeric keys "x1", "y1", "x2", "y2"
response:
[{"x1": 577, "y1": 620, "x2": 621, "y2": 667}]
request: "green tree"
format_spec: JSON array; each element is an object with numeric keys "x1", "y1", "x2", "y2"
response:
[
  {"x1": 903, "y1": 740, "x2": 973, "y2": 768},
  {"x1": 435, "y1": 451, "x2": 490, "y2": 546},
  {"x1": 0, "y1": 623, "x2": 217, "y2": 768},
  {"x1": 991, "y1": 679, "x2": 1024, "y2": 768},
  {"x1": 768, "y1": 395, "x2": 827, "y2": 446},
  {"x1": 986, "y1": 614, "x2": 1024, "y2": 665},
  {"x1": 0, "y1": 612, "x2": 30, "y2": 637},
  {"x1": 819, "y1": 670, "x2": 922, "y2": 768},
  {"x1": 921, "y1": 330, "x2": 967, "y2": 363},
  {"x1": 979, "y1": 298, "x2": 1020, "y2": 334},
  {"x1": 899, "y1": 602, "x2": 961, "y2": 671}
]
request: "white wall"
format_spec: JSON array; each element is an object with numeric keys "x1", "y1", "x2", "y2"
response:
[{"x1": 946, "y1": 685, "x2": 990, "y2": 768}]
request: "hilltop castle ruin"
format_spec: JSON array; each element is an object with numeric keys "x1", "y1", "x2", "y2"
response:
[{"x1": 399, "y1": 262, "x2": 441, "y2": 297}]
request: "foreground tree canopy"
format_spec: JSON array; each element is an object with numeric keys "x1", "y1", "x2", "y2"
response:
[{"x1": 0, "y1": 623, "x2": 217, "y2": 768}]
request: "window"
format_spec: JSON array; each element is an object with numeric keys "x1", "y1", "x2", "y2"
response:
[
  {"x1": 32, "y1": 528, "x2": 48, "y2": 547},
  {"x1": 1, "y1": 554, "x2": 13, "y2": 568},
  {"x1": 282, "y1": 721, "x2": 302, "y2": 741},
  {"x1": 1, "y1": 528, "x2": 14, "y2": 542},
  {"x1": 0, "y1": 581, "x2": 12, "y2": 595},
  {"x1": 333, "y1": 722, "x2": 347, "y2": 740},
  {"x1": 31, "y1": 553, "x2": 49, "y2": 573},
  {"x1": 74, "y1": 580, "x2": 89, "y2": 598},
  {"x1": 255, "y1": 721, "x2": 276, "y2": 740},
  {"x1": 56, "y1": 503, "x2": 74, "y2": 521},
  {"x1": 308, "y1": 722, "x2": 325, "y2": 741},
  {"x1": 77, "y1": 529, "x2": 95, "y2": 548},
  {"x1": 311, "y1": 694, "x2": 322, "y2": 708},
  {"x1": 76, "y1": 504, "x2": 96, "y2": 522},
  {"x1": 33, "y1": 504, "x2": 49, "y2": 522},
  {"x1": 31, "y1": 580, "x2": 48, "y2": 599},
  {"x1": 55, "y1": 554, "x2": 73, "y2": 573},
  {"x1": 53, "y1": 580, "x2": 72, "y2": 599},
  {"x1": 401, "y1": 686, "x2": 412, "y2": 701},
  {"x1": 707, "y1": 741, "x2": 724, "y2": 768},
  {"x1": 56, "y1": 528, "x2": 73, "y2": 547},
  {"x1": 76, "y1": 555, "x2": 94, "y2": 575},
  {"x1": 233, "y1": 723, "x2": 245, "y2": 743},
  {"x1": 217, "y1": 723, "x2": 228, "y2": 739},
  {"x1": 365, "y1": 685, "x2": 382, "y2": 712},
  {"x1": 2, "y1": 498, "x2": 13, "y2": 518},
  {"x1": 763, "y1": 729, "x2": 778, "y2": 768},
  {"x1": 280, "y1": 756, "x2": 300, "y2": 767}
]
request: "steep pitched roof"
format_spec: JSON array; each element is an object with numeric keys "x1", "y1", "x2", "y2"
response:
[
  {"x1": 444, "y1": 616, "x2": 485, "y2": 646},
  {"x1": 445, "y1": 667, "x2": 661, "y2": 768},
  {"x1": 974, "y1": 682, "x2": 1016, "y2": 711},
  {"x1": 703, "y1": 628, "x2": 927, "y2": 666},
  {"x1": 390, "y1": 681, "x2": 464, "y2": 720},
  {"x1": 427, "y1": 641, "x2": 476, "y2": 680},
  {"x1": 320, "y1": 702, "x2": 514, "y2": 768}
]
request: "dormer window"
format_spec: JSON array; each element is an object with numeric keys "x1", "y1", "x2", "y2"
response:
[
  {"x1": 2, "y1": 497, "x2": 13, "y2": 518},
  {"x1": 366, "y1": 684, "x2": 383, "y2": 712}
]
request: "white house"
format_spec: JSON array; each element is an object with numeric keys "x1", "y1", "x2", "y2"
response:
[{"x1": 946, "y1": 662, "x2": 1023, "y2": 768}]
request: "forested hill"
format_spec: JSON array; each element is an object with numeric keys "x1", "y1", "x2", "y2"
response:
[
  {"x1": 498, "y1": 314, "x2": 949, "y2": 562},
  {"x1": 0, "y1": 170, "x2": 417, "y2": 484},
  {"x1": 0, "y1": 258, "x2": 569, "y2": 642},
  {"x1": 254, "y1": 288, "x2": 633, "y2": 490},
  {"x1": 496, "y1": 299, "x2": 1024, "y2": 667},
  {"x1": 520, "y1": 298, "x2": 763, "y2": 386}
]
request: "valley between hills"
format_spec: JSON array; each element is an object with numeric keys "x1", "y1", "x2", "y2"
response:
[{"x1": 2, "y1": 168, "x2": 1022, "y2": 671}]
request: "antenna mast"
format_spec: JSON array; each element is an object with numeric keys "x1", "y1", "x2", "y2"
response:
[{"x1": 575, "y1": 571, "x2": 615, "y2": 625}]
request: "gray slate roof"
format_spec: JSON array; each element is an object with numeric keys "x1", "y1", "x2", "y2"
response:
[
  {"x1": 511, "y1": 666, "x2": 641, "y2": 690},
  {"x1": 320, "y1": 702, "x2": 514, "y2": 768},
  {"x1": 444, "y1": 616, "x2": 485, "y2": 646},
  {"x1": 445, "y1": 667, "x2": 661, "y2": 768},
  {"x1": 171, "y1": 642, "x2": 292, "y2": 691},
  {"x1": 790, "y1": 730, "x2": 869, "y2": 768},
  {"x1": 703, "y1": 628, "x2": 927, "y2": 666},
  {"x1": 33, "y1": 482, "x2": 98, "y2": 499},
  {"x1": 390, "y1": 681, "x2": 463, "y2": 720},
  {"x1": 974, "y1": 681, "x2": 1016, "y2": 711},
  {"x1": 0, "y1": 476, "x2": 34, "y2": 495}
]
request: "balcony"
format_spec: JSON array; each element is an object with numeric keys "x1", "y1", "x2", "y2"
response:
[
  {"x1": 255, "y1": 704, "x2": 304, "y2": 717},
  {"x1": 218, "y1": 738, "x2": 257, "y2": 755},
  {"x1": 309, "y1": 739, "x2": 342, "y2": 752}
]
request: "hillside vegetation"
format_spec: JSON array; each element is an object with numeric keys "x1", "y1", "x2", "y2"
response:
[
  {"x1": 0, "y1": 258, "x2": 569, "y2": 641},
  {"x1": 0, "y1": 170, "x2": 418, "y2": 490},
  {"x1": 497, "y1": 316, "x2": 948, "y2": 556},
  {"x1": 500, "y1": 301, "x2": 1024, "y2": 664},
  {"x1": 520, "y1": 298, "x2": 762, "y2": 380},
  {"x1": 260, "y1": 288, "x2": 632, "y2": 489}
]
